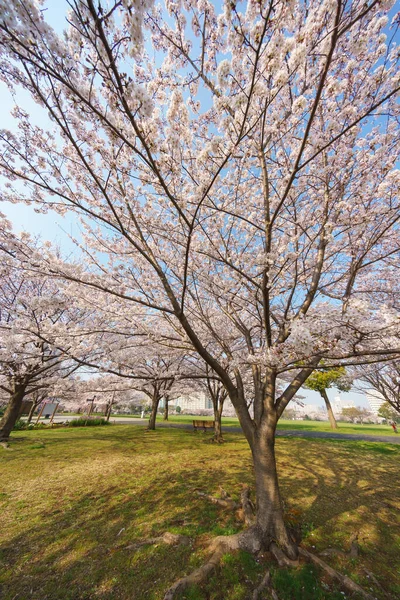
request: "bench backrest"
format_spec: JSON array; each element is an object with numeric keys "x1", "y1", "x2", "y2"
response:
[{"x1": 192, "y1": 420, "x2": 215, "y2": 427}]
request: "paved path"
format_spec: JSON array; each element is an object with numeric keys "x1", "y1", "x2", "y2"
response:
[{"x1": 49, "y1": 415, "x2": 400, "y2": 444}]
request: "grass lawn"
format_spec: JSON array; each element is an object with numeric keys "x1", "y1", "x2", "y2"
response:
[
  {"x1": 1, "y1": 426, "x2": 399, "y2": 600},
  {"x1": 160, "y1": 414, "x2": 397, "y2": 437}
]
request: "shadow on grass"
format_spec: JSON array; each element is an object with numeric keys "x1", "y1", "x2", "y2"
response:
[
  {"x1": 1, "y1": 429, "x2": 399, "y2": 600},
  {"x1": 277, "y1": 439, "x2": 400, "y2": 599},
  {"x1": 0, "y1": 430, "x2": 252, "y2": 600}
]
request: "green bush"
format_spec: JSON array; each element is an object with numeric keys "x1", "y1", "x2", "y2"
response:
[
  {"x1": 13, "y1": 418, "x2": 28, "y2": 431},
  {"x1": 68, "y1": 417, "x2": 109, "y2": 427}
]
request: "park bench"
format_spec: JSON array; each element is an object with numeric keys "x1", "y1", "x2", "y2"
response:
[{"x1": 192, "y1": 419, "x2": 215, "y2": 432}]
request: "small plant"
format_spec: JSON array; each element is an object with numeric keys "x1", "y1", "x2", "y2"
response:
[
  {"x1": 13, "y1": 418, "x2": 28, "y2": 431},
  {"x1": 68, "y1": 417, "x2": 110, "y2": 427}
]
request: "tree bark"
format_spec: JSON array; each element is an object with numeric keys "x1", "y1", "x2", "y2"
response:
[
  {"x1": 163, "y1": 397, "x2": 169, "y2": 421},
  {"x1": 320, "y1": 389, "x2": 338, "y2": 429},
  {"x1": 0, "y1": 386, "x2": 26, "y2": 441},
  {"x1": 213, "y1": 403, "x2": 224, "y2": 442},
  {"x1": 26, "y1": 400, "x2": 37, "y2": 424},
  {"x1": 148, "y1": 394, "x2": 160, "y2": 430},
  {"x1": 249, "y1": 419, "x2": 298, "y2": 559}
]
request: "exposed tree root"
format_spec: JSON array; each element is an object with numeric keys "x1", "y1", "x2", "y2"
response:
[
  {"x1": 270, "y1": 542, "x2": 299, "y2": 568},
  {"x1": 163, "y1": 546, "x2": 224, "y2": 600},
  {"x1": 362, "y1": 568, "x2": 388, "y2": 597},
  {"x1": 252, "y1": 570, "x2": 280, "y2": 600},
  {"x1": 210, "y1": 435, "x2": 224, "y2": 444},
  {"x1": 163, "y1": 529, "x2": 262, "y2": 600},
  {"x1": 162, "y1": 488, "x2": 376, "y2": 600},
  {"x1": 124, "y1": 532, "x2": 190, "y2": 551},
  {"x1": 194, "y1": 489, "x2": 237, "y2": 510},
  {"x1": 299, "y1": 547, "x2": 376, "y2": 600},
  {"x1": 0, "y1": 440, "x2": 10, "y2": 449},
  {"x1": 319, "y1": 534, "x2": 360, "y2": 560},
  {"x1": 195, "y1": 485, "x2": 257, "y2": 526}
]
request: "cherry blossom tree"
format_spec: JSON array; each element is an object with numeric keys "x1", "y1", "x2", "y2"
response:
[
  {"x1": 39, "y1": 309, "x2": 192, "y2": 429},
  {"x1": 0, "y1": 234, "x2": 82, "y2": 440},
  {"x1": 1, "y1": 0, "x2": 400, "y2": 592},
  {"x1": 356, "y1": 360, "x2": 400, "y2": 414}
]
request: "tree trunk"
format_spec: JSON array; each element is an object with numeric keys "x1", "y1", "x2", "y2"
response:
[
  {"x1": 250, "y1": 421, "x2": 298, "y2": 559},
  {"x1": 148, "y1": 395, "x2": 160, "y2": 430},
  {"x1": 213, "y1": 404, "x2": 224, "y2": 442},
  {"x1": 320, "y1": 389, "x2": 338, "y2": 429},
  {"x1": 105, "y1": 403, "x2": 112, "y2": 422},
  {"x1": 26, "y1": 400, "x2": 37, "y2": 424},
  {"x1": 163, "y1": 397, "x2": 169, "y2": 421},
  {"x1": 0, "y1": 386, "x2": 25, "y2": 441}
]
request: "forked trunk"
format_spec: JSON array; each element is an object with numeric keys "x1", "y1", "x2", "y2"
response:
[
  {"x1": 250, "y1": 423, "x2": 298, "y2": 559},
  {"x1": 148, "y1": 395, "x2": 160, "y2": 430},
  {"x1": 320, "y1": 389, "x2": 338, "y2": 429},
  {"x1": 0, "y1": 386, "x2": 25, "y2": 441}
]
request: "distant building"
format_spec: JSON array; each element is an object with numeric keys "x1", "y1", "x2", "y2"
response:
[
  {"x1": 167, "y1": 392, "x2": 237, "y2": 415},
  {"x1": 332, "y1": 395, "x2": 355, "y2": 415},
  {"x1": 365, "y1": 390, "x2": 385, "y2": 416}
]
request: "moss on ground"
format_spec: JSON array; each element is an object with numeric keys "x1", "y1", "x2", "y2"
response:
[{"x1": 0, "y1": 426, "x2": 399, "y2": 599}]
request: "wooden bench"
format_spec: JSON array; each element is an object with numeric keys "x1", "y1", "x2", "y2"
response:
[{"x1": 192, "y1": 419, "x2": 215, "y2": 432}]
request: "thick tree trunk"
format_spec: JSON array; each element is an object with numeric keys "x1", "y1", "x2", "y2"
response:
[
  {"x1": 250, "y1": 421, "x2": 298, "y2": 559},
  {"x1": 163, "y1": 398, "x2": 169, "y2": 421},
  {"x1": 148, "y1": 395, "x2": 160, "y2": 430},
  {"x1": 0, "y1": 387, "x2": 25, "y2": 441},
  {"x1": 320, "y1": 389, "x2": 338, "y2": 429}
]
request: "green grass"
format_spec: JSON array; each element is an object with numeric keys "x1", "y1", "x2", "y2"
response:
[
  {"x1": 157, "y1": 414, "x2": 241, "y2": 427},
  {"x1": 158, "y1": 415, "x2": 398, "y2": 437},
  {"x1": 1, "y1": 426, "x2": 399, "y2": 600},
  {"x1": 62, "y1": 412, "x2": 398, "y2": 437},
  {"x1": 276, "y1": 419, "x2": 398, "y2": 436},
  {"x1": 68, "y1": 417, "x2": 109, "y2": 427}
]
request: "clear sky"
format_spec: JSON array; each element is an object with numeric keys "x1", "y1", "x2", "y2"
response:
[{"x1": 0, "y1": 1, "x2": 371, "y2": 409}]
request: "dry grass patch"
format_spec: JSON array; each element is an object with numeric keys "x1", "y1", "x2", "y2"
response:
[{"x1": 0, "y1": 426, "x2": 399, "y2": 599}]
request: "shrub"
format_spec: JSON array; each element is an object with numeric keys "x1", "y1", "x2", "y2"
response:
[
  {"x1": 68, "y1": 417, "x2": 109, "y2": 427},
  {"x1": 13, "y1": 418, "x2": 28, "y2": 430}
]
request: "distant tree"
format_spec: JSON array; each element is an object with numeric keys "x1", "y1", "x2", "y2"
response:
[
  {"x1": 356, "y1": 362, "x2": 400, "y2": 415},
  {"x1": 305, "y1": 367, "x2": 351, "y2": 429},
  {"x1": 282, "y1": 407, "x2": 296, "y2": 420},
  {"x1": 378, "y1": 402, "x2": 400, "y2": 423},
  {"x1": 358, "y1": 407, "x2": 372, "y2": 424},
  {"x1": 341, "y1": 406, "x2": 369, "y2": 424},
  {"x1": 0, "y1": 248, "x2": 82, "y2": 441}
]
